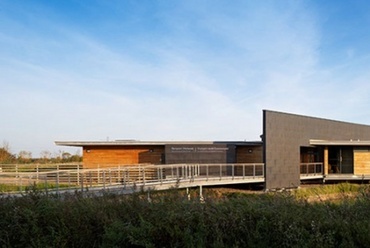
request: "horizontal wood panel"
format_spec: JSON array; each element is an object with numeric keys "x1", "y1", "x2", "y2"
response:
[
  {"x1": 83, "y1": 146, "x2": 164, "y2": 168},
  {"x1": 236, "y1": 146, "x2": 263, "y2": 163},
  {"x1": 354, "y1": 149, "x2": 370, "y2": 175}
]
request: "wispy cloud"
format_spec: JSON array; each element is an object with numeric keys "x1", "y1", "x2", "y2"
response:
[{"x1": 1, "y1": 1, "x2": 370, "y2": 155}]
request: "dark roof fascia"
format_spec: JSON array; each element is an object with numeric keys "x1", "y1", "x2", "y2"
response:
[
  {"x1": 310, "y1": 139, "x2": 370, "y2": 146},
  {"x1": 264, "y1": 109, "x2": 370, "y2": 128},
  {"x1": 55, "y1": 140, "x2": 263, "y2": 147}
]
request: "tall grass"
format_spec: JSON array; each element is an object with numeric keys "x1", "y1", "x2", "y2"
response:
[{"x1": 1, "y1": 185, "x2": 370, "y2": 247}]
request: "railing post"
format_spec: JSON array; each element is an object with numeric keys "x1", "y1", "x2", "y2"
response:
[
  {"x1": 89, "y1": 171, "x2": 92, "y2": 188},
  {"x1": 44, "y1": 177, "x2": 48, "y2": 193},
  {"x1": 80, "y1": 173, "x2": 84, "y2": 192},
  {"x1": 56, "y1": 167, "x2": 60, "y2": 194},
  {"x1": 143, "y1": 167, "x2": 146, "y2": 186},
  {"x1": 220, "y1": 164, "x2": 222, "y2": 180},
  {"x1": 103, "y1": 171, "x2": 106, "y2": 189},
  {"x1": 232, "y1": 164, "x2": 234, "y2": 180},
  {"x1": 206, "y1": 165, "x2": 209, "y2": 181},
  {"x1": 109, "y1": 169, "x2": 112, "y2": 186},
  {"x1": 77, "y1": 165, "x2": 80, "y2": 186},
  {"x1": 36, "y1": 164, "x2": 39, "y2": 182},
  {"x1": 68, "y1": 171, "x2": 71, "y2": 188},
  {"x1": 160, "y1": 166, "x2": 163, "y2": 184}
]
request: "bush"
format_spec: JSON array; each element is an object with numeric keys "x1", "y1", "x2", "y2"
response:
[{"x1": 0, "y1": 186, "x2": 370, "y2": 247}]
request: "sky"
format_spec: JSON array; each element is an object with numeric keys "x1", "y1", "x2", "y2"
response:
[{"x1": 1, "y1": 0, "x2": 370, "y2": 157}]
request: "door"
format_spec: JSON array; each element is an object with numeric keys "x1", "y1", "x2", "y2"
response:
[{"x1": 328, "y1": 147, "x2": 353, "y2": 174}]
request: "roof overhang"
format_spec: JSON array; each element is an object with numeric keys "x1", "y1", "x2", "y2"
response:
[
  {"x1": 310, "y1": 139, "x2": 370, "y2": 146},
  {"x1": 55, "y1": 140, "x2": 263, "y2": 147}
]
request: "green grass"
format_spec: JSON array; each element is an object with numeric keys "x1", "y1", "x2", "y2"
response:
[
  {"x1": 293, "y1": 183, "x2": 363, "y2": 199},
  {"x1": 1, "y1": 184, "x2": 370, "y2": 247},
  {"x1": 0, "y1": 182, "x2": 71, "y2": 193}
]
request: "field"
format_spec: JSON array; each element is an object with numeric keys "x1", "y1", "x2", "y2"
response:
[{"x1": 1, "y1": 183, "x2": 370, "y2": 247}]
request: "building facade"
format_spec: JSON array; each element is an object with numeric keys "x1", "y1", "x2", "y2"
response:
[{"x1": 56, "y1": 110, "x2": 370, "y2": 190}]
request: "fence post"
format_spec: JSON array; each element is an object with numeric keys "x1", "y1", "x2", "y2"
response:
[
  {"x1": 44, "y1": 178, "x2": 48, "y2": 194},
  {"x1": 56, "y1": 166, "x2": 60, "y2": 194},
  {"x1": 219, "y1": 164, "x2": 222, "y2": 180}
]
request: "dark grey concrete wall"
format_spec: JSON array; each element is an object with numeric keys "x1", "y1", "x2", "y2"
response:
[{"x1": 263, "y1": 110, "x2": 370, "y2": 190}]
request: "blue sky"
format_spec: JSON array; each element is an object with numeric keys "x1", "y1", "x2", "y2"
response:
[{"x1": 1, "y1": 0, "x2": 370, "y2": 157}]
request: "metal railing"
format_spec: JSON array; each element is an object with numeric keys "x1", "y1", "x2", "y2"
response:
[
  {"x1": 0, "y1": 163, "x2": 264, "y2": 194},
  {"x1": 300, "y1": 162, "x2": 323, "y2": 177}
]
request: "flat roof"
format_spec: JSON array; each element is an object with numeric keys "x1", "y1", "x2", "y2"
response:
[
  {"x1": 55, "y1": 140, "x2": 263, "y2": 147},
  {"x1": 310, "y1": 139, "x2": 370, "y2": 146}
]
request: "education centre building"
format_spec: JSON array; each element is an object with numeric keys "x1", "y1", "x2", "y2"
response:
[{"x1": 56, "y1": 110, "x2": 370, "y2": 190}]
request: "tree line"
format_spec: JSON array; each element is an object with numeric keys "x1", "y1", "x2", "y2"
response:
[{"x1": 0, "y1": 142, "x2": 82, "y2": 164}]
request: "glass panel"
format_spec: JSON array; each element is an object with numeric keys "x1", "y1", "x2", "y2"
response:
[
  {"x1": 340, "y1": 147, "x2": 353, "y2": 173},
  {"x1": 328, "y1": 146, "x2": 353, "y2": 174}
]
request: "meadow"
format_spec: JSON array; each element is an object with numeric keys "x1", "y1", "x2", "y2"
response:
[{"x1": 0, "y1": 183, "x2": 370, "y2": 247}]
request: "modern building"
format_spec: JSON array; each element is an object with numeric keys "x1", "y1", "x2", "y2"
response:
[{"x1": 56, "y1": 110, "x2": 370, "y2": 190}]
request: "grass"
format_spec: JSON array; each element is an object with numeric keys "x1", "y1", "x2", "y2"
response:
[
  {"x1": 0, "y1": 182, "x2": 71, "y2": 193},
  {"x1": 1, "y1": 184, "x2": 370, "y2": 247}
]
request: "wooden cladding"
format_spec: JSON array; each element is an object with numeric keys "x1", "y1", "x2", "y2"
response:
[
  {"x1": 81, "y1": 144, "x2": 263, "y2": 169},
  {"x1": 354, "y1": 148, "x2": 370, "y2": 175},
  {"x1": 83, "y1": 145, "x2": 164, "y2": 168},
  {"x1": 236, "y1": 146, "x2": 263, "y2": 163}
]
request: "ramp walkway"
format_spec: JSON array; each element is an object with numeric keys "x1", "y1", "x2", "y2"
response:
[{"x1": 0, "y1": 163, "x2": 264, "y2": 195}]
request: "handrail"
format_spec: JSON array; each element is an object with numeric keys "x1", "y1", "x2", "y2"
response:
[
  {"x1": 300, "y1": 162, "x2": 323, "y2": 176},
  {"x1": 0, "y1": 163, "x2": 264, "y2": 194}
]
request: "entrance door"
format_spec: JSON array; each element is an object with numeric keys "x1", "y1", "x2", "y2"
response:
[{"x1": 328, "y1": 147, "x2": 353, "y2": 174}]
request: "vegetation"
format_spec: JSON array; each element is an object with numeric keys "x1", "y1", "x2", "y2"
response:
[
  {"x1": 1, "y1": 184, "x2": 370, "y2": 247},
  {"x1": 0, "y1": 182, "x2": 70, "y2": 193},
  {"x1": 0, "y1": 141, "x2": 82, "y2": 164}
]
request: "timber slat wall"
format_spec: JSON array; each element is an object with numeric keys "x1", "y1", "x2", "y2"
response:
[
  {"x1": 354, "y1": 148, "x2": 370, "y2": 175},
  {"x1": 236, "y1": 146, "x2": 263, "y2": 163},
  {"x1": 83, "y1": 146, "x2": 164, "y2": 168}
]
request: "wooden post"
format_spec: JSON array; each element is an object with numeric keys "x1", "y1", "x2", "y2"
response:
[{"x1": 324, "y1": 146, "x2": 329, "y2": 176}]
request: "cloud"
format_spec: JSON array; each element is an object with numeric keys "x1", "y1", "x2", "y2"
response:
[{"x1": 1, "y1": 1, "x2": 370, "y2": 155}]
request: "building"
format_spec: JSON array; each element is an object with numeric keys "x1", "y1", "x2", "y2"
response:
[
  {"x1": 54, "y1": 140, "x2": 263, "y2": 168},
  {"x1": 56, "y1": 110, "x2": 370, "y2": 190}
]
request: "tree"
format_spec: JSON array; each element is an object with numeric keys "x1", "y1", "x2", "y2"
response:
[
  {"x1": 0, "y1": 141, "x2": 15, "y2": 164},
  {"x1": 18, "y1": 150, "x2": 32, "y2": 163},
  {"x1": 40, "y1": 150, "x2": 52, "y2": 163}
]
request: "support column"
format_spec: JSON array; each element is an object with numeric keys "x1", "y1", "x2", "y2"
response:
[{"x1": 324, "y1": 146, "x2": 329, "y2": 176}]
